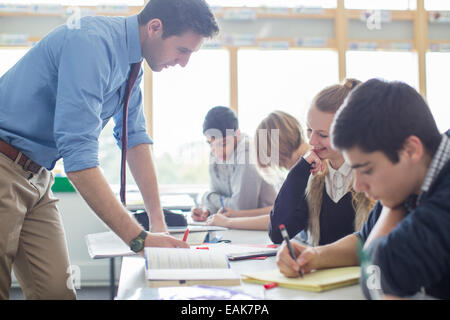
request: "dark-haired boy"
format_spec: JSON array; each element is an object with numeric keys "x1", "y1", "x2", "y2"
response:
[
  {"x1": 191, "y1": 106, "x2": 277, "y2": 221},
  {"x1": 276, "y1": 78, "x2": 449, "y2": 299}
]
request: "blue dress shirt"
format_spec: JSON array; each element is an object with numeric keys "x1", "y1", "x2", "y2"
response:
[{"x1": 0, "y1": 15, "x2": 152, "y2": 172}]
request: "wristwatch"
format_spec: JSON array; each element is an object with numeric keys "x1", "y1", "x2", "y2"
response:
[{"x1": 129, "y1": 230, "x2": 148, "y2": 253}]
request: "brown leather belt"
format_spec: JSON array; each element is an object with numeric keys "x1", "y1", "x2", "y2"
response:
[{"x1": 0, "y1": 139, "x2": 42, "y2": 174}]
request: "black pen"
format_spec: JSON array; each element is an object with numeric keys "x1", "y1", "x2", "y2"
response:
[{"x1": 279, "y1": 224, "x2": 303, "y2": 277}]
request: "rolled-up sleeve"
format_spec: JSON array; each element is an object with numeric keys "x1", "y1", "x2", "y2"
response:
[
  {"x1": 54, "y1": 31, "x2": 110, "y2": 173},
  {"x1": 113, "y1": 67, "x2": 153, "y2": 149}
]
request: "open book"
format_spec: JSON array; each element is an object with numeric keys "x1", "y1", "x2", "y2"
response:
[
  {"x1": 144, "y1": 247, "x2": 241, "y2": 287},
  {"x1": 242, "y1": 266, "x2": 361, "y2": 292}
]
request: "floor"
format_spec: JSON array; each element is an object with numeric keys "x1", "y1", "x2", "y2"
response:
[{"x1": 9, "y1": 285, "x2": 113, "y2": 300}]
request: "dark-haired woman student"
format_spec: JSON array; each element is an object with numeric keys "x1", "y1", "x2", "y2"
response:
[{"x1": 269, "y1": 79, "x2": 374, "y2": 246}]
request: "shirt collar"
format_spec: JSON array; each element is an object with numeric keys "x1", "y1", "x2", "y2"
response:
[
  {"x1": 420, "y1": 133, "x2": 450, "y2": 194},
  {"x1": 125, "y1": 15, "x2": 143, "y2": 64},
  {"x1": 327, "y1": 160, "x2": 352, "y2": 178},
  {"x1": 410, "y1": 132, "x2": 450, "y2": 208}
]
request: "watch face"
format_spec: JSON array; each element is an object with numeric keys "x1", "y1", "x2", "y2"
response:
[{"x1": 130, "y1": 238, "x2": 144, "y2": 253}]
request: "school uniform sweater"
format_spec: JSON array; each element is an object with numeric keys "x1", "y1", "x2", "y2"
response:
[
  {"x1": 268, "y1": 158, "x2": 357, "y2": 246},
  {"x1": 359, "y1": 131, "x2": 450, "y2": 300}
]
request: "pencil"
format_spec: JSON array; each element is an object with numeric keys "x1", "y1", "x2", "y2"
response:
[{"x1": 279, "y1": 224, "x2": 303, "y2": 277}]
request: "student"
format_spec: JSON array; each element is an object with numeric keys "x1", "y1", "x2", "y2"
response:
[
  {"x1": 277, "y1": 78, "x2": 450, "y2": 300},
  {"x1": 206, "y1": 110, "x2": 310, "y2": 230},
  {"x1": 269, "y1": 79, "x2": 373, "y2": 247},
  {"x1": 191, "y1": 106, "x2": 277, "y2": 222},
  {"x1": 0, "y1": 0, "x2": 218, "y2": 299}
]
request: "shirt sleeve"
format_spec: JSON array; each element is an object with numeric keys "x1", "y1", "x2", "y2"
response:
[
  {"x1": 354, "y1": 201, "x2": 383, "y2": 242},
  {"x1": 54, "y1": 30, "x2": 110, "y2": 173},
  {"x1": 268, "y1": 158, "x2": 311, "y2": 244},
  {"x1": 113, "y1": 67, "x2": 153, "y2": 149},
  {"x1": 362, "y1": 186, "x2": 450, "y2": 297},
  {"x1": 204, "y1": 163, "x2": 264, "y2": 214}
]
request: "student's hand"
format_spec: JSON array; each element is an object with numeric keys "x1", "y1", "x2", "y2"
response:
[
  {"x1": 218, "y1": 207, "x2": 238, "y2": 217},
  {"x1": 191, "y1": 207, "x2": 210, "y2": 222},
  {"x1": 143, "y1": 232, "x2": 190, "y2": 251},
  {"x1": 206, "y1": 213, "x2": 230, "y2": 228},
  {"x1": 276, "y1": 241, "x2": 319, "y2": 277},
  {"x1": 303, "y1": 150, "x2": 325, "y2": 175}
]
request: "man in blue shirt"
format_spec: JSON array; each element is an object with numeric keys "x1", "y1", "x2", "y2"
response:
[{"x1": 0, "y1": 0, "x2": 218, "y2": 299}]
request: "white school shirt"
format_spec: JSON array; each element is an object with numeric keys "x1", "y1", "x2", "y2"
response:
[{"x1": 325, "y1": 162, "x2": 353, "y2": 203}]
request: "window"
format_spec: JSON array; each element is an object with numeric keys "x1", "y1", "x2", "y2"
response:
[
  {"x1": 346, "y1": 51, "x2": 418, "y2": 89},
  {"x1": 0, "y1": 0, "x2": 144, "y2": 5},
  {"x1": 152, "y1": 49, "x2": 230, "y2": 186},
  {"x1": 237, "y1": 49, "x2": 339, "y2": 137},
  {"x1": 345, "y1": 0, "x2": 416, "y2": 10},
  {"x1": 0, "y1": 48, "x2": 28, "y2": 77},
  {"x1": 426, "y1": 52, "x2": 450, "y2": 133},
  {"x1": 425, "y1": 0, "x2": 450, "y2": 10},
  {"x1": 207, "y1": 0, "x2": 336, "y2": 8}
]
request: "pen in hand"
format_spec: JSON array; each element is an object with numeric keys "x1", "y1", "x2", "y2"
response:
[
  {"x1": 219, "y1": 196, "x2": 226, "y2": 214},
  {"x1": 279, "y1": 224, "x2": 303, "y2": 278}
]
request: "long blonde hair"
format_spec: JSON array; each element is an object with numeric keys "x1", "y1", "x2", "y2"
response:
[{"x1": 305, "y1": 78, "x2": 374, "y2": 246}]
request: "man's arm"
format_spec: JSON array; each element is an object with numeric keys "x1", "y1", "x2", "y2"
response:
[
  {"x1": 67, "y1": 167, "x2": 188, "y2": 248},
  {"x1": 126, "y1": 143, "x2": 167, "y2": 233},
  {"x1": 364, "y1": 205, "x2": 405, "y2": 249}
]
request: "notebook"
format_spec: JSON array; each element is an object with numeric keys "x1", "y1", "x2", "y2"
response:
[
  {"x1": 241, "y1": 266, "x2": 361, "y2": 292},
  {"x1": 144, "y1": 247, "x2": 241, "y2": 287},
  {"x1": 85, "y1": 229, "x2": 218, "y2": 259}
]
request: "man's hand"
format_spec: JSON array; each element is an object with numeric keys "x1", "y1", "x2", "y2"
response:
[
  {"x1": 148, "y1": 210, "x2": 168, "y2": 233},
  {"x1": 144, "y1": 233, "x2": 190, "y2": 249},
  {"x1": 191, "y1": 207, "x2": 210, "y2": 222},
  {"x1": 276, "y1": 240, "x2": 320, "y2": 277}
]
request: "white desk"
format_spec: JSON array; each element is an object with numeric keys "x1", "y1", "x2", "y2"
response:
[{"x1": 116, "y1": 229, "x2": 364, "y2": 300}]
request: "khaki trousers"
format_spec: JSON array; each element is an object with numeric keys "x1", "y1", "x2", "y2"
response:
[{"x1": 0, "y1": 153, "x2": 76, "y2": 299}]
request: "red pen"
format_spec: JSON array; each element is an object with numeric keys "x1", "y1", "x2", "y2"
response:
[
  {"x1": 263, "y1": 282, "x2": 278, "y2": 290},
  {"x1": 182, "y1": 228, "x2": 190, "y2": 242}
]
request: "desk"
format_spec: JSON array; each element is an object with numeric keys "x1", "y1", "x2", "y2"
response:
[{"x1": 116, "y1": 230, "x2": 364, "y2": 300}]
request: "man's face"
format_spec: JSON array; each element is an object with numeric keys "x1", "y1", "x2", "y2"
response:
[
  {"x1": 343, "y1": 146, "x2": 420, "y2": 209},
  {"x1": 143, "y1": 27, "x2": 204, "y2": 72}
]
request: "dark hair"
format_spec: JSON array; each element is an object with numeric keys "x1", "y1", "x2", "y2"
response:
[
  {"x1": 137, "y1": 0, "x2": 219, "y2": 39},
  {"x1": 332, "y1": 78, "x2": 442, "y2": 163},
  {"x1": 313, "y1": 78, "x2": 361, "y2": 114},
  {"x1": 203, "y1": 106, "x2": 239, "y2": 138}
]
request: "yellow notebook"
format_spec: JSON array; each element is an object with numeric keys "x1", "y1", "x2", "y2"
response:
[{"x1": 242, "y1": 266, "x2": 361, "y2": 292}]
